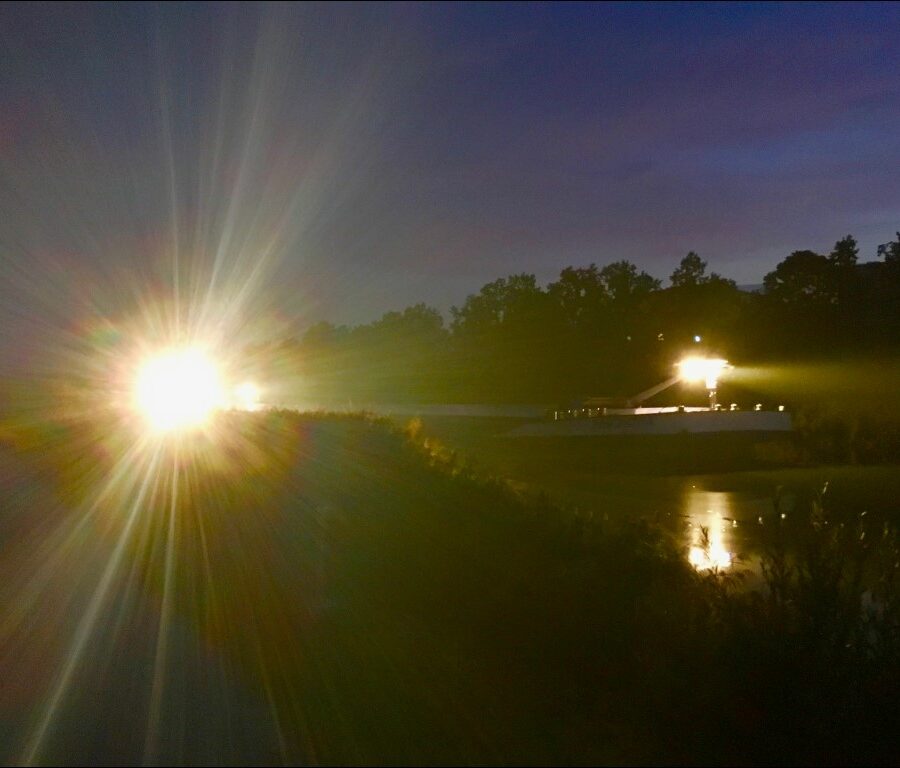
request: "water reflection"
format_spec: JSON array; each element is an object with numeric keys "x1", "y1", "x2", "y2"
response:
[
  {"x1": 688, "y1": 512, "x2": 732, "y2": 570},
  {"x1": 683, "y1": 491, "x2": 735, "y2": 570}
]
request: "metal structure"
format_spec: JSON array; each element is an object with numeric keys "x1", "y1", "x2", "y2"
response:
[{"x1": 580, "y1": 356, "x2": 731, "y2": 415}]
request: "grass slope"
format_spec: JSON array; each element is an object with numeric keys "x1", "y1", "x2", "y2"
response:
[{"x1": 0, "y1": 411, "x2": 897, "y2": 765}]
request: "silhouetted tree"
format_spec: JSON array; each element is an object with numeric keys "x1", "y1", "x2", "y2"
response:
[
  {"x1": 547, "y1": 264, "x2": 608, "y2": 328},
  {"x1": 828, "y1": 234, "x2": 858, "y2": 270},
  {"x1": 670, "y1": 252, "x2": 708, "y2": 287},
  {"x1": 450, "y1": 274, "x2": 561, "y2": 400},
  {"x1": 877, "y1": 232, "x2": 900, "y2": 263},
  {"x1": 265, "y1": 229, "x2": 900, "y2": 403},
  {"x1": 763, "y1": 250, "x2": 833, "y2": 304},
  {"x1": 450, "y1": 274, "x2": 545, "y2": 335},
  {"x1": 599, "y1": 260, "x2": 661, "y2": 302}
]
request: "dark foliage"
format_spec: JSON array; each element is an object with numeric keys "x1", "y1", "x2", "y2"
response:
[
  {"x1": 1, "y1": 412, "x2": 898, "y2": 764},
  {"x1": 248, "y1": 233, "x2": 900, "y2": 408}
]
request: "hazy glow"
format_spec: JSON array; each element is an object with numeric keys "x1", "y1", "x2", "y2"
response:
[
  {"x1": 689, "y1": 511, "x2": 732, "y2": 571},
  {"x1": 678, "y1": 357, "x2": 729, "y2": 389},
  {"x1": 234, "y1": 382, "x2": 262, "y2": 411},
  {"x1": 134, "y1": 348, "x2": 224, "y2": 432}
]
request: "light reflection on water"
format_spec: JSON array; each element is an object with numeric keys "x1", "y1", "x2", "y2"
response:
[{"x1": 682, "y1": 491, "x2": 737, "y2": 571}]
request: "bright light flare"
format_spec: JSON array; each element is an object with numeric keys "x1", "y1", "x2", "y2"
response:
[
  {"x1": 234, "y1": 382, "x2": 262, "y2": 411},
  {"x1": 678, "y1": 356, "x2": 729, "y2": 389},
  {"x1": 134, "y1": 348, "x2": 224, "y2": 432}
]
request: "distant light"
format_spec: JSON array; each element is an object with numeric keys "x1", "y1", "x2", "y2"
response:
[
  {"x1": 754, "y1": 403, "x2": 762, "y2": 411},
  {"x1": 778, "y1": 405, "x2": 785, "y2": 412},
  {"x1": 693, "y1": 335, "x2": 702, "y2": 343},
  {"x1": 677, "y1": 356, "x2": 729, "y2": 389},
  {"x1": 134, "y1": 348, "x2": 224, "y2": 432}
]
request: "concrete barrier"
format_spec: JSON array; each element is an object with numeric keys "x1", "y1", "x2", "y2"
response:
[{"x1": 507, "y1": 410, "x2": 792, "y2": 437}]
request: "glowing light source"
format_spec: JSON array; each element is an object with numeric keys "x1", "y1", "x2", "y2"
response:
[
  {"x1": 677, "y1": 356, "x2": 729, "y2": 390},
  {"x1": 234, "y1": 382, "x2": 262, "y2": 411},
  {"x1": 134, "y1": 347, "x2": 224, "y2": 432}
]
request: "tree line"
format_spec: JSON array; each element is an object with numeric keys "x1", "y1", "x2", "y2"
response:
[{"x1": 251, "y1": 232, "x2": 900, "y2": 405}]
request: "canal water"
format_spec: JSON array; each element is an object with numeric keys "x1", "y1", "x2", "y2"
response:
[
  {"x1": 678, "y1": 488, "x2": 772, "y2": 572},
  {"x1": 281, "y1": 405, "x2": 805, "y2": 574}
]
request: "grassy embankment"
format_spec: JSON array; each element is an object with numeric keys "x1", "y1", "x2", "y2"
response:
[{"x1": 0, "y1": 410, "x2": 897, "y2": 765}]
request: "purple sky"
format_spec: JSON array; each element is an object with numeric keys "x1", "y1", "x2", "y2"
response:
[{"x1": 0, "y1": 2, "x2": 898, "y2": 336}]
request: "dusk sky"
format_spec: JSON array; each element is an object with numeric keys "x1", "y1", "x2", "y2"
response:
[{"x1": 1, "y1": 1, "x2": 898, "y2": 341}]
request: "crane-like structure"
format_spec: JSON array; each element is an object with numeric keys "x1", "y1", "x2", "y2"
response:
[
  {"x1": 583, "y1": 375, "x2": 680, "y2": 410},
  {"x1": 583, "y1": 357, "x2": 729, "y2": 411}
]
